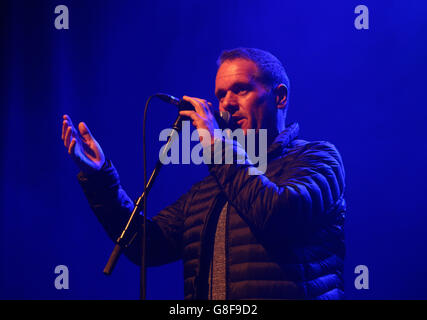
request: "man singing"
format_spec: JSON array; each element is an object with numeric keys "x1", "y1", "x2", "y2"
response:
[{"x1": 61, "y1": 48, "x2": 346, "y2": 299}]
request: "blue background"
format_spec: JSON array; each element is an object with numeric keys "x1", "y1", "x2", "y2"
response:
[{"x1": 1, "y1": 0, "x2": 427, "y2": 299}]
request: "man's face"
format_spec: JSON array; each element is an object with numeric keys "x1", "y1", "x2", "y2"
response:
[{"x1": 215, "y1": 58, "x2": 276, "y2": 134}]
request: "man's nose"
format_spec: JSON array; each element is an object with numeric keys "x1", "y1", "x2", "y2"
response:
[{"x1": 222, "y1": 91, "x2": 238, "y2": 113}]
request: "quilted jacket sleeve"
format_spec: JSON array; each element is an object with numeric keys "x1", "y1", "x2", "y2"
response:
[
  {"x1": 77, "y1": 160, "x2": 187, "y2": 266},
  {"x1": 208, "y1": 138, "x2": 345, "y2": 243}
]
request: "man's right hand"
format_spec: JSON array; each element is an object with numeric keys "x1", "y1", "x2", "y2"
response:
[{"x1": 61, "y1": 114, "x2": 106, "y2": 173}]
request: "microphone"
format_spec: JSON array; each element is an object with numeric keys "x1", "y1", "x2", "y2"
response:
[{"x1": 155, "y1": 93, "x2": 232, "y2": 129}]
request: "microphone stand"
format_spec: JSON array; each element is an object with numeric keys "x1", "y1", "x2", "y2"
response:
[{"x1": 103, "y1": 95, "x2": 185, "y2": 301}]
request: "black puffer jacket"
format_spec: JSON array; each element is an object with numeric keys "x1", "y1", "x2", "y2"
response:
[{"x1": 78, "y1": 123, "x2": 346, "y2": 299}]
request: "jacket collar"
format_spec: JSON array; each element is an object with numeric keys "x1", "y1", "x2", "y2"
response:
[{"x1": 267, "y1": 122, "x2": 300, "y2": 156}]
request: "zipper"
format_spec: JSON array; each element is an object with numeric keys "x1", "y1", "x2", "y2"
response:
[
  {"x1": 225, "y1": 201, "x2": 230, "y2": 300},
  {"x1": 193, "y1": 191, "x2": 226, "y2": 299}
]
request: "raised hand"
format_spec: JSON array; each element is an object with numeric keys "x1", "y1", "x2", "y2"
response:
[
  {"x1": 178, "y1": 95, "x2": 219, "y2": 148},
  {"x1": 61, "y1": 114, "x2": 105, "y2": 173}
]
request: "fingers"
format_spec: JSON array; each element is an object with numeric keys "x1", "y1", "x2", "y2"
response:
[
  {"x1": 62, "y1": 115, "x2": 89, "y2": 151},
  {"x1": 62, "y1": 114, "x2": 71, "y2": 140},
  {"x1": 182, "y1": 96, "x2": 213, "y2": 117},
  {"x1": 179, "y1": 110, "x2": 199, "y2": 127},
  {"x1": 78, "y1": 122, "x2": 93, "y2": 142},
  {"x1": 68, "y1": 137, "x2": 76, "y2": 156},
  {"x1": 62, "y1": 118, "x2": 67, "y2": 140},
  {"x1": 62, "y1": 114, "x2": 75, "y2": 141},
  {"x1": 179, "y1": 110, "x2": 197, "y2": 118},
  {"x1": 180, "y1": 97, "x2": 218, "y2": 133},
  {"x1": 64, "y1": 126, "x2": 73, "y2": 148}
]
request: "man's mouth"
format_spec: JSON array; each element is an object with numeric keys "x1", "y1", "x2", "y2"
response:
[{"x1": 232, "y1": 116, "x2": 245, "y2": 128}]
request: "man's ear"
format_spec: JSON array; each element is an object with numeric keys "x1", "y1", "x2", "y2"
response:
[{"x1": 274, "y1": 84, "x2": 288, "y2": 110}]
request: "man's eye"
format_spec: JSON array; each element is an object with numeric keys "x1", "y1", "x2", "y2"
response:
[{"x1": 216, "y1": 93, "x2": 225, "y2": 100}]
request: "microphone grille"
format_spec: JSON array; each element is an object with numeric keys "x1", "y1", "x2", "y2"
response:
[{"x1": 155, "y1": 93, "x2": 180, "y2": 105}]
